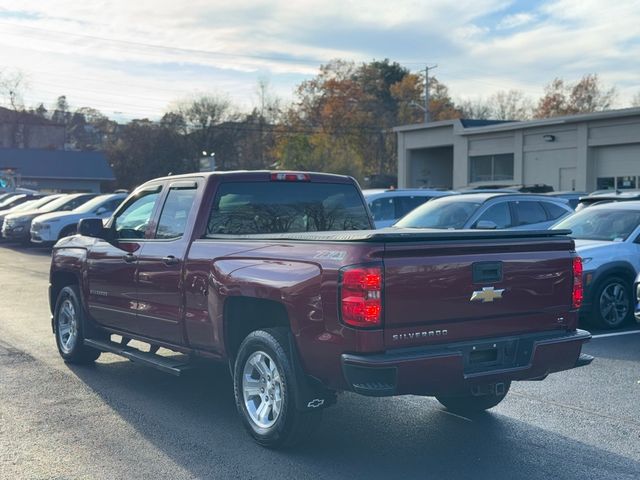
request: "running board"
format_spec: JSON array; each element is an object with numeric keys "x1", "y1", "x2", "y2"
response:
[{"x1": 84, "y1": 338, "x2": 193, "y2": 376}]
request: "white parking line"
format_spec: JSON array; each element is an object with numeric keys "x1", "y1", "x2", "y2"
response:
[{"x1": 592, "y1": 330, "x2": 640, "y2": 339}]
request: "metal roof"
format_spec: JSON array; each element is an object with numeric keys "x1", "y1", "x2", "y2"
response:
[{"x1": 0, "y1": 148, "x2": 115, "y2": 181}]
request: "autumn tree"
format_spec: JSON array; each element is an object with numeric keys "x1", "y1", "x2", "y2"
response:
[
  {"x1": 273, "y1": 59, "x2": 458, "y2": 182},
  {"x1": 534, "y1": 74, "x2": 617, "y2": 118}
]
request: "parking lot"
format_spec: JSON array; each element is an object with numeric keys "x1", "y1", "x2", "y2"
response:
[{"x1": 0, "y1": 245, "x2": 638, "y2": 479}]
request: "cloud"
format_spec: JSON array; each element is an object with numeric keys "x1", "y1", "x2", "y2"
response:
[
  {"x1": 497, "y1": 12, "x2": 537, "y2": 30},
  {"x1": 0, "y1": 0, "x2": 637, "y2": 119}
]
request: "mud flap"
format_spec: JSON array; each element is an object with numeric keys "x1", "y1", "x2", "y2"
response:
[{"x1": 287, "y1": 334, "x2": 336, "y2": 412}]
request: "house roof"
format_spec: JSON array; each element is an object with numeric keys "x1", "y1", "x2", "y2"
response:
[{"x1": 0, "y1": 148, "x2": 115, "y2": 181}]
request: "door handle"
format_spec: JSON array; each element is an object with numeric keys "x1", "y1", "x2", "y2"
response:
[
  {"x1": 123, "y1": 253, "x2": 138, "y2": 263},
  {"x1": 163, "y1": 255, "x2": 180, "y2": 266}
]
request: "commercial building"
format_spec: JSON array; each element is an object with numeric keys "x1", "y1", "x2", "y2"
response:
[
  {"x1": 395, "y1": 107, "x2": 640, "y2": 192},
  {"x1": 0, "y1": 148, "x2": 115, "y2": 193}
]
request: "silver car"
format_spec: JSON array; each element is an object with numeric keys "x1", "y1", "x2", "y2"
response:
[
  {"x1": 553, "y1": 201, "x2": 640, "y2": 329},
  {"x1": 395, "y1": 193, "x2": 572, "y2": 230}
]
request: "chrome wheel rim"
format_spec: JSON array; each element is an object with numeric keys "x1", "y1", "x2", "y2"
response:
[
  {"x1": 242, "y1": 351, "x2": 283, "y2": 429},
  {"x1": 599, "y1": 282, "x2": 628, "y2": 326},
  {"x1": 57, "y1": 299, "x2": 78, "y2": 354}
]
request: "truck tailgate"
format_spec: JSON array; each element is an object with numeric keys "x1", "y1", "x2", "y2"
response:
[{"x1": 383, "y1": 237, "x2": 576, "y2": 348}]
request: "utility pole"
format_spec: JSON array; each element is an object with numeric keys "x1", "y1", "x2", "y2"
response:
[{"x1": 424, "y1": 64, "x2": 437, "y2": 123}]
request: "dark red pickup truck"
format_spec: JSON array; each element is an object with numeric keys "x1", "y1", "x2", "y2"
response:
[{"x1": 49, "y1": 171, "x2": 592, "y2": 447}]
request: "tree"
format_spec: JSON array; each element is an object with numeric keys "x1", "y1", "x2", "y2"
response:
[
  {"x1": 0, "y1": 69, "x2": 26, "y2": 111},
  {"x1": 51, "y1": 95, "x2": 71, "y2": 124},
  {"x1": 490, "y1": 90, "x2": 533, "y2": 120},
  {"x1": 632, "y1": 92, "x2": 640, "y2": 107},
  {"x1": 534, "y1": 74, "x2": 617, "y2": 118},
  {"x1": 105, "y1": 118, "x2": 190, "y2": 189}
]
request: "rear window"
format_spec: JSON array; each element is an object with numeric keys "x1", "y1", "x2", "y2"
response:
[
  {"x1": 206, "y1": 182, "x2": 371, "y2": 235},
  {"x1": 396, "y1": 196, "x2": 432, "y2": 217}
]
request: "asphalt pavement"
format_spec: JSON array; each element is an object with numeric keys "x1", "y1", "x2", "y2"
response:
[{"x1": 1, "y1": 245, "x2": 639, "y2": 480}]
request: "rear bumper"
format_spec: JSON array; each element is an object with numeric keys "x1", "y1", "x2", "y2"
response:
[{"x1": 341, "y1": 329, "x2": 592, "y2": 397}]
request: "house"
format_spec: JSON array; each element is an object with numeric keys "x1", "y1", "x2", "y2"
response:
[{"x1": 0, "y1": 107, "x2": 65, "y2": 150}]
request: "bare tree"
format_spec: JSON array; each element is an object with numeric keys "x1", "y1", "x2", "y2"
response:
[
  {"x1": 632, "y1": 92, "x2": 640, "y2": 107},
  {"x1": 0, "y1": 70, "x2": 26, "y2": 111},
  {"x1": 490, "y1": 90, "x2": 533, "y2": 120}
]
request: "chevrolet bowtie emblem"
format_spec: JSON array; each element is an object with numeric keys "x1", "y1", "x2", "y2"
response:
[{"x1": 470, "y1": 286, "x2": 505, "y2": 303}]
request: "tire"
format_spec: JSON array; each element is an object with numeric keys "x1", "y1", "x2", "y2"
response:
[
  {"x1": 436, "y1": 382, "x2": 510, "y2": 414},
  {"x1": 590, "y1": 276, "x2": 633, "y2": 329},
  {"x1": 54, "y1": 285, "x2": 101, "y2": 364},
  {"x1": 58, "y1": 224, "x2": 77, "y2": 240},
  {"x1": 233, "y1": 328, "x2": 321, "y2": 448}
]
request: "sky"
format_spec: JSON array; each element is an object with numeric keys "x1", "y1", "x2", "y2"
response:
[{"x1": 0, "y1": 0, "x2": 638, "y2": 121}]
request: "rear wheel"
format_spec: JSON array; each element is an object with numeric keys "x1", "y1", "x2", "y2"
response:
[
  {"x1": 233, "y1": 328, "x2": 321, "y2": 448},
  {"x1": 54, "y1": 285, "x2": 101, "y2": 363},
  {"x1": 436, "y1": 382, "x2": 510, "y2": 414},
  {"x1": 591, "y1": 276, "x2": 632, "y2": 329}
]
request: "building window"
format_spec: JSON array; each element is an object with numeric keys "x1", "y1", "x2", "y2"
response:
[
  {"x1": 469, "y1": 154, "x2": 514, "y2": 183},
  {"x1": 597, "y1": 176, "x2": 638, "y2": 191}
]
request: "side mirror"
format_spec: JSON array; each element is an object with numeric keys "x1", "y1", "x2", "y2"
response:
[
  {"x1": 78, "y1": 218, "x2": 107, "y2": 239},
  {"x1": 476, "y1": 220, "x2": 498, "y2": 230}
]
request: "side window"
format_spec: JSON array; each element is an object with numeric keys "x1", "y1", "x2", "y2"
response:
[
  {"x1": 155, "y1": 186, "x2": 198, "y2": 240},
  {"x1": 98, "y1": 198, "x2": 123, "y2": 214},
  {"x1": 396, "y1": 196, "x2": 432, "y2": 217},
  {"x1": 62, "y1": 195, "x2": 91, "y2": 211},
  {"x1": 369, "y1": 197, "x2": 396, "y2": 221},
  {"x1": 514, "y1": 201, "x2": 548, "y2": 226},
  {"x1": 543, "y1": 201, "x2": 570, "y2": 220},
  {"x1": 114, "y1": 189, "x2": 161, "y2": 239},
  {"x1": 475, "y1": 202, "x2": 512, "y2": 228}
]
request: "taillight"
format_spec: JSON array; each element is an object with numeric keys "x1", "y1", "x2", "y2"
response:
[
  {"x1": 339, "y1": 264, "x2": 383, "y2": 328},
  {"x1": 572, "y1": 256, "x2": 583, "y2": 309},
  {"x1": 270, "y1": 172, "x2": 311, "y2": 182}
]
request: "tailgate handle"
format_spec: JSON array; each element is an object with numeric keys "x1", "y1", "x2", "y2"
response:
[{"x1": 473, "y1": 262, "x2": 502, "y2": 283}]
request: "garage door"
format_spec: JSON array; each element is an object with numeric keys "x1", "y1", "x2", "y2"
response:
[{"x1": 593, "y1": 144, "x2": 640, "y2": 190}]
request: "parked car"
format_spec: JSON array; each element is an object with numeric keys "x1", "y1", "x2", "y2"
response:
[
  {"x1": 634, "y1": 273, "x2": 640, "y2": 323},
  {"x1": 49, "y1": 170, "x2": 591, "y2": 448},
  {"x1": 2, "y1": 193, "x2": 96, "y2": 243},
  {"x1": 545, "y1": 191, "x2": 587, "y2": 210},
  {"x1": 363, "y1": 188, "x2": 457, "y2": 228},
  {"x1": 0, "y1": 193, "x2": 44, "y2": 213},
  {"x1": 0, "y1": 194, "x2": 64, "y2": 233},
  {"x1": 575, "y1": 190, "x2": 640, "y2": 211},
  {"x1": 394, "y1": 193, "x2": 572, "y2": 230},
  {"x1": 31, "y1": 193, "x2": 127, "y2": 245},
  {"x1": 552, "y1": 202, "x2": 640, "y2": 329}
]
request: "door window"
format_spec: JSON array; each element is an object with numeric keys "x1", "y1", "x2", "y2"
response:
[
  {"x1": 475, "y1": 202, "x2": 512, "y2": 228},
  {"x1": 155, "y1": 186, "x2": 198, "y2": 239},
  {"x1": 514, "y1": 201, "x2": 548, "y2": 226},
  {"x1": 114, "y1": 188, "x2": 161, "y2": 239}
]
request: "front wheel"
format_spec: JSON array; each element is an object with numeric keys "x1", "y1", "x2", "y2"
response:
[
  {"x1": 436, "y1": 382, "x2": 510, "y2": 414},
  {"x1": 233, "y1": 328, "x2": 321, "y2": 448},
  {"x1": 54, "y1": 285, "x2": 101, "y2": 364}
]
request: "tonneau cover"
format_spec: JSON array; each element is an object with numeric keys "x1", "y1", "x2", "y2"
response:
[{"x1": 204, "y1": 227, "x2": 572, "y2": 243}]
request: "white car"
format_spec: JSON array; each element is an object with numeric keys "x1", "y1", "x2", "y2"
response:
[
  {"x1": 363, "y1": 189, "x2": 457, "y2": 228},
  {"x1": 552, "y1": 201, "x2": 640, "y2": 329},
  {"x1": 31, "y1": 193, "x2": 127, "y2": 245}
]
